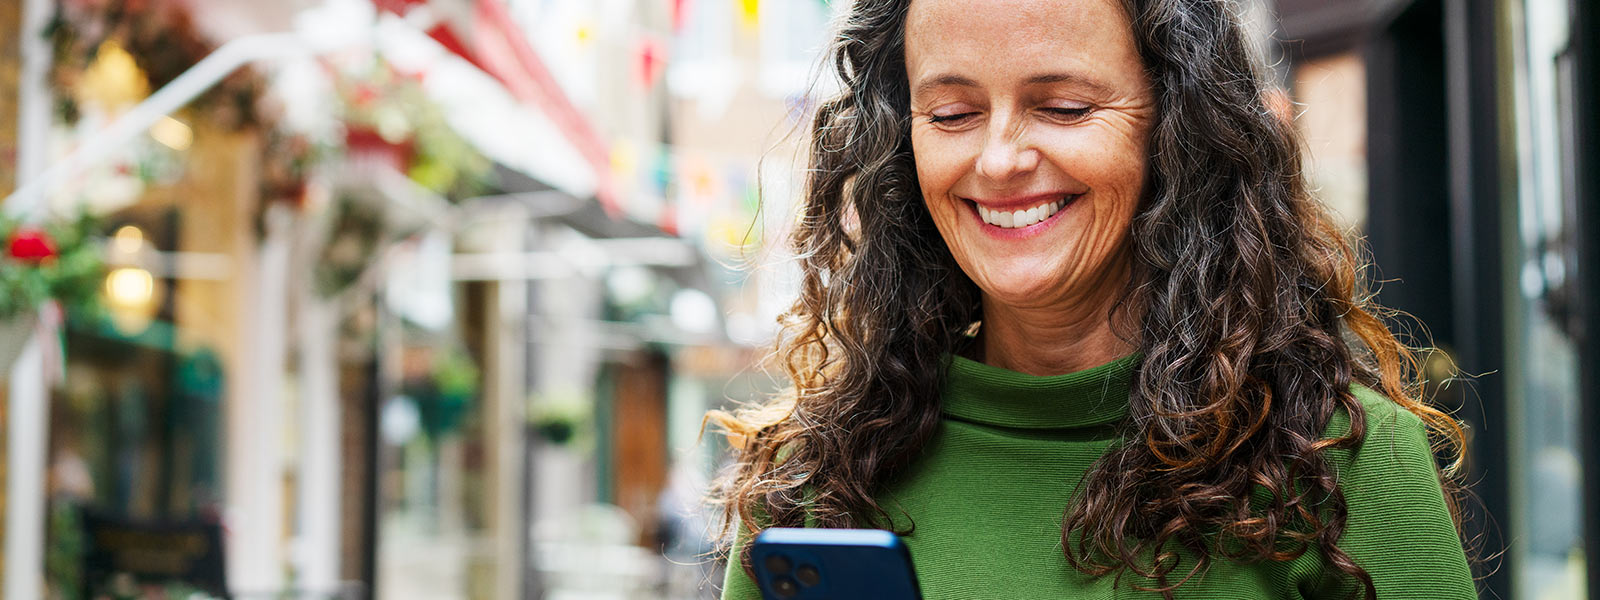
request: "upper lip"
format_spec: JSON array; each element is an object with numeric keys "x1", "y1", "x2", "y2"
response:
[{"x1": 964, "y1": 192, "x2": 1081, "y2": 211}]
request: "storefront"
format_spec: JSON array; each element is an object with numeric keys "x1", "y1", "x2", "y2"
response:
[
  {"x1": 0, "y1": 0, "x2": 595, "y2": 597},
  {"x1": 1, "y1": 0, "x2": 792, "y2": 597},
  {"x1": 1276, "y1": 0, "x2": 1599, "y2": 597}
]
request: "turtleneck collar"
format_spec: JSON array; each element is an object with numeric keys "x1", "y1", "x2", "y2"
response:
[{"x1": 940, "y1": 353, "x2": 1139, "y2": 429}]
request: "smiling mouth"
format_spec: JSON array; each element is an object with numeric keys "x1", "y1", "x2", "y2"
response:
[{"x1": 972, "y1": 195, "x2": 1080, "y2": 229}]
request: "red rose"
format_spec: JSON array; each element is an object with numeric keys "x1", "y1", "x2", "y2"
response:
[{"x1": 8, "y1": 228, "x2": 57, "y2": 262}]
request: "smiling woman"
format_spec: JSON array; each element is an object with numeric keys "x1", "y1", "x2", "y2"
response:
[
  {"x1": 906, "y1": 0, "x2": 1152, "y2": 376},
  {"x1": 709, "y1": 0, "x2": 1476, "y2": 598}
]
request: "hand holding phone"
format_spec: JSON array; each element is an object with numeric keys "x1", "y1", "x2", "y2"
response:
[{"x1": 750, "y1": 528, "x2": 922, "y2": 600}]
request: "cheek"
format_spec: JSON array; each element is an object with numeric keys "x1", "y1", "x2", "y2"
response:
[
  {"x1": 1041, "y1": 127, "x2": 1147, "y2": 208},
  {"x1": 1091, "y1": 158, "x2": 1145, "y2": 218},
  {"x1": 1081, "y1": 159, "x2": 1144, "y2": 251},
  {"x1": 911, "y1": 130, "x2": 972, "y2": 200}
]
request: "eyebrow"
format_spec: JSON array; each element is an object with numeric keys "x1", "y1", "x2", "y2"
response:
[{"x1": 911, "y1": 72, "x2": 1117, "y2": 100}]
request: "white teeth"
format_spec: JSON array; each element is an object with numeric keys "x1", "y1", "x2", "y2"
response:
[{"x1": 979, "y1": 196, "x2": 1074, "y2": 229}]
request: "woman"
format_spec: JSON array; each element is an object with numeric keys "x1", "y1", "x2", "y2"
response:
[{"x1": 711, "y1": 0, "x2": 1475, "y2": 597}]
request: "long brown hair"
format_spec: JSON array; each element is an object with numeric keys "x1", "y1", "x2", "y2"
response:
[{"x1": 707, "y1": 0, "x2": 1468, "y2": 597}]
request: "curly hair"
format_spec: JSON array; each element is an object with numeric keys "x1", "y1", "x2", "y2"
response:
[{"x1": 707, "y1": 0, "x2": 1468, "y2": 597}]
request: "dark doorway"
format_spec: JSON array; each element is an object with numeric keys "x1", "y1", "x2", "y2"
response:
[
  {"x1": 1365, "y1": 0, "x2": 1510, "y2": 598},
  {"x1": 1365, "y1": 0, "x2": 1453, "y2": 346}
]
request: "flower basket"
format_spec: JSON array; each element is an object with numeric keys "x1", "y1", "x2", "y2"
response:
[
  {"x1": 344, "y1": 126, "x2": 414, "y2": 174},
  {"x1": 0, "y1": 212, "x2": 104, "y2": 334}
]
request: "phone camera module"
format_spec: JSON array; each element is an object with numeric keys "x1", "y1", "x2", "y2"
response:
[
  {"x1": 764, "y1": 554, "x2": 793, "y2": 575},
  {"x1": 795, "y1": 564, "x2": 821, "y2": 586},
  {"x1": 772, "y1": 576, "x2": 800, "y2": 598}
]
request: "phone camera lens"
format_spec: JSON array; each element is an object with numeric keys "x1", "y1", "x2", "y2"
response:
[
  {"x1": 764, "y1": 554, "x2": 793, "y2": 575},
  {"x1": 772, "y1": 576, "x2": 800, "y2": 598},
  {"x1": 795, "y1": 564, "x2": 821, "y2": 586}
]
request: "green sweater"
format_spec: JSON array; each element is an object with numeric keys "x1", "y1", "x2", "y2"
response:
[{"x1": 721, "y1": 354, "x2": 1475, "y2": 599}]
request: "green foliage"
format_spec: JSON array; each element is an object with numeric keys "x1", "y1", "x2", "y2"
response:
[
  {"x1": 0, "y1": 212, "x2": 106, "y2": 320},
  {"x1": 434, "y1": 349, "x2": 480, "y2": 399},
  {"x1": 45, "y1": 502, "x2": 86, "y2": 600}
]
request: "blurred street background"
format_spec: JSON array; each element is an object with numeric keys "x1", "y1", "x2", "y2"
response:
[{"x1": 0, "y1": 0, "x2": 1594, "y2": 599}]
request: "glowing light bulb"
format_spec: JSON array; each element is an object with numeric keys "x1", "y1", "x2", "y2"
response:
[
  {"x1": 112, "y1": 225, "x2": 145, "y2": 255},
  {"x1": 105, "y1": 267, "x2": 155, "y2": 308}
]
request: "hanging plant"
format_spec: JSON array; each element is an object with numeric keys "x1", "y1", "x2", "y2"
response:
[
  {"x1": 46, "y1": 1, "x2": 269, "y2": 130},
  {"x1": 0, "y1": 212, "x2": 105, "y2": 321},
  {"x1": 403, "y1": 348, "x2": 479, "y2": 440},
  {"x1": 528, "y1": 389, "x2": 593, "y2": 448},
  {"x1": 334, "y1": 59, "x2": 495, "y2": 199},
  {"x1": 311, "y1": 194, "x2": 386, "y2": 299},
  {"x1": 259, "y1": 130, "x2": 327, "y2": 208}
]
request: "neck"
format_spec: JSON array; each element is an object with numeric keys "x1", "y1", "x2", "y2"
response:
[{"x1": 976, "y1": 264, "x2": 1136, "y2": 376}]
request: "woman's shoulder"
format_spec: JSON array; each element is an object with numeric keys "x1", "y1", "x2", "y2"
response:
[
  {"x1": 1320, "y1": 383, "x2": 1442, "y2": 490},
  {"x1": 1313, "y1": 390, "x2": 1476, "y2": 597},
  {"x1": 1323, "y1": 383, "x2": 1427, "y2": 444}
]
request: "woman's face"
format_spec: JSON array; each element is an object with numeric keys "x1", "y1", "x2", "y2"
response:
[{"x1": 905, "y1": 0, "x2": 1154, "y2": 313}]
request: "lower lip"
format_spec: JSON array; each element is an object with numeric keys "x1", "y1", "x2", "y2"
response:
[{"x1": 968, "y1": 196, "x2": 1079, "y2": 239}]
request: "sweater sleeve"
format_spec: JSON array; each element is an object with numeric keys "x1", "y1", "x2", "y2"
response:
[
  {"x1": 1311, "y1": 386, "x2": 1476, "y2": 599},
  {"x1": 721, "y1": 523, "x2": 763, "y2": 600}
]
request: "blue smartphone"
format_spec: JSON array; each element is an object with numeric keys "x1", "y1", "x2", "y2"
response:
[{"x1": 750, "y1": 528, "x2": 922, "y2": 600}]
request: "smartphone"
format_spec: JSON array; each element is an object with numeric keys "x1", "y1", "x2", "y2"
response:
[{"x1": 750, "y1": 528, "x2": 923, "y2": 600}]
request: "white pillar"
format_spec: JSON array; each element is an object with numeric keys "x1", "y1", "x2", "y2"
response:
[
  {"x1": 294, "y1": 298, "x2": 342, "y2": 597},
  {"x1": 4, "y1": 326, "x2": 47, "y2": 600},
  {"x1": 3, "y1": 0, "x2": 55, "y2": 595},
  {"x1": 488, "y1": 228, "x2": 529, "y2": 600},
  {"x1": 227, "y1": 205, "x2": 292, "y2": 594},
  {"x1": 16, "y1": 0, "x2": 49, "y2": 182}
]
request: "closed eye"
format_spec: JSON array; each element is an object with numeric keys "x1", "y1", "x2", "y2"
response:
[
  {"x1": 928, "y1": 112, "x2": 976, "y2": 124},
  {"x1": 1044, "y1": 107, "x2": 1092, "y2": 119}
]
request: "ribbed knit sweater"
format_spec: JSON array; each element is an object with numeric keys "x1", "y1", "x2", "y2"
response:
[{"x1": 721, "y1": 354, "x2": 1476, "y2": 599}]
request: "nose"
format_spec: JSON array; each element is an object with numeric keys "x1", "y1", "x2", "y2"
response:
[{"x1": 974, "y1": 114, "x2": 1040, "y2": 183}]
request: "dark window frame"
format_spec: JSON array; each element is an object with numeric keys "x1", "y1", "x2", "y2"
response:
[{"x1": 1570, "y1": 0, "x2": 1600, "y2": 594}]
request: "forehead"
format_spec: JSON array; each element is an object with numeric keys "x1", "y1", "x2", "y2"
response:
[{"x1": 904, "y1": 0, "x2": 1143, "y2": 93}]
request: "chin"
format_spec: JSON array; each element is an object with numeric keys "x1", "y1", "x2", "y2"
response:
[{"x1": 969, "y1": 263, "x2": 1071, "y2": 309}]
